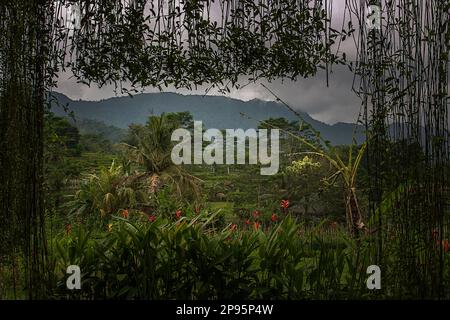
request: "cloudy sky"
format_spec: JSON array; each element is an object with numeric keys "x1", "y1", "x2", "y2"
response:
[
  {"x1": 56, "y1": 1, "x2": 362, "y2": 125},
  {"x1": 57, "y1": 66, "x2": 362, "y2": 125}
]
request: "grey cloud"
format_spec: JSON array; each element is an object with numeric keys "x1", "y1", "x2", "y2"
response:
[{"x1": 55, "y1": 64, "x2": 361, "y2": 125}]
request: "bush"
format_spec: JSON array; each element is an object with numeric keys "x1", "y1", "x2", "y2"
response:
[{"x1": 48, "y1": 214, "x2": 372, "y2": 299}]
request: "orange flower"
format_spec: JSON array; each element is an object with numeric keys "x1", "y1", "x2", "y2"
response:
[
  {"x1": 271, "y1": 213, "x2": 278, "y2": 222},
  {"x1": 253, "y1": 221, "x2": 261, "y2": 230},
  {"x1": 280, "y1": 200, "x2": 289, "y2": 209},
  {"x1": 230, "y1": 223, "x2": 238, "y2": 232},
  {"x1": 176, "y1": 210, "x2": 182, "y2": 219},
  {"x1": 122, "y1": 209, "x2": 129, "y2": 219},
  {"x1": 245, "y1": 219, "x2": 251, "y2": 225},
  {"x1": 148, "y1": 215, "x2": 156, "y2": 222}
]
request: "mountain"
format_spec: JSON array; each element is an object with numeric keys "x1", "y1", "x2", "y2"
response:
[
  {"x1": 50, "y1": 92, "x2": 364, "y2": 145},
  {"x1": 74, "y1": 118, "x2": 127, "y2": 143}
]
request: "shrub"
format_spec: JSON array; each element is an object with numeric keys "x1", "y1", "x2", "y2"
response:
[{"x1": 49, "y1": 214, "x2": 371, "y2": 299}]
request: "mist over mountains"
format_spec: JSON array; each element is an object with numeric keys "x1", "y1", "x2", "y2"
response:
[{"x1": 50, "y1": 91, "x2": 364, "y2": 145}]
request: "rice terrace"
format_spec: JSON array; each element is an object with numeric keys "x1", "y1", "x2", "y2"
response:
[{"x1": 0, "y1": 0, "x2": 448, "y2": 304}]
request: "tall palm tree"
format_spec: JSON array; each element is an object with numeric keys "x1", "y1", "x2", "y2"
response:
[
  {"x1": 123, "y1": 113, "x2": 202, "y2": 199},
  {"x1": 260, "y1": 86, "x2": 367, "y2": 237}
]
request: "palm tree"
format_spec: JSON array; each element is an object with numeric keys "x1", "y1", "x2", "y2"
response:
[
  {"x1": 123, "y1": 113, "x2": 202, "y2": 199},
  {"x1": 66, "y1": 160, "x2": 147, "y2": 224},
  {"x1": 279, "y1": 122, "x2": 367, "y2": 237},
  {"x1": 260, "y1": 85, "x2": 367, "y2": 237}
]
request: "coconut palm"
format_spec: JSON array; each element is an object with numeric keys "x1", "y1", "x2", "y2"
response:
[{"x1": 122, "y1": 113, "x2": 202, "y2": 199}]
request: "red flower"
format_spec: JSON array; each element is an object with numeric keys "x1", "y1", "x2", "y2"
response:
[
  {"x1": 176, "y1": 210, "x2": 182, "y2": 219},
  {"x1": 271, "y1": 213, "x2": 278, "y2": 222},
  {"x1": 194, "y1": 206, "x2": 201, "y2": 214},
  {"x1": 148, "y1": 215, "x2": 156, "y2": 222},
  {"x1": 245, "y1": 219, "x2": 251, "y2": 225},
  {"x1": 280, "y1": 200, "x2": 289, "y2": 209},
  {"x1": 253, "y1": 210, "x2": 260, "y2": 218},
  {"x1": 230, "y1": 223, "x2": 238, "y2": 232},
  {"x1": 122, "y1": 209, "x2": 129, "y2": 219},
  {"x1": 253, "y1": 221, "x2": 261, "y2": 230}
]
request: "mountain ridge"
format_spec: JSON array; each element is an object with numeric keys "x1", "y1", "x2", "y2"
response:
[{"x1": 50, "y1": 91, "x2": 365, "y2": 145}]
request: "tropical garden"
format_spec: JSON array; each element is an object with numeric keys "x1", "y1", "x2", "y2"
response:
[
  {"x1": 0, "y1": 0, "x2": 448, "y2": 300},
  {"x1": 39, "y1": 109, "x2": 377, "y2": 300}
]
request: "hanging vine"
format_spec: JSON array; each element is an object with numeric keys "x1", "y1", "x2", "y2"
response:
[{"x1": 346, "y1": 0, "x2": 449, "y2": 297}]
